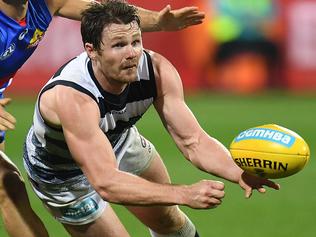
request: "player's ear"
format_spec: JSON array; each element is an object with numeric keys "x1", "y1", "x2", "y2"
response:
[{"x1": 85, "y1": 43, "x2": 97, "y2": 60}]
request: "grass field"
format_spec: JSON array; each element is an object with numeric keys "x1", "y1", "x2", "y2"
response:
[{"x1": 1, "y1": 92, "x2": 315, "y2": 237}]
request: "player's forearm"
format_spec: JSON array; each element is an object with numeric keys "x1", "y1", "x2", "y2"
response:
[
  {"x1": 54, "y1": 0, "x2": 92, "y2": 20},
  {"x1": 136, "y1": 7, "x2": 161, "y2": 32},
  {"x1": 99, "y1": 1, "x2": 161, "y2": 31},
  {"x1": 179, "y1": 131, "x2": 242, "y2": 183},
  {"x1": 58, "y1": 3, "x2": 162, "y2": 31},
  {"x1": 94, "y1": 169, "x2": 187, "y2": 206}
]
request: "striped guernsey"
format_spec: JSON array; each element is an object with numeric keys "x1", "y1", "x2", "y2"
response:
[{"x1": 24, "y1": 50, "x2": 156, "y2": 185}]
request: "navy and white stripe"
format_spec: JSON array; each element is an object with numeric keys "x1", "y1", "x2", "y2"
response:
[{"x1": 24, "y1": 51, "x2": 156, "y2": 185}]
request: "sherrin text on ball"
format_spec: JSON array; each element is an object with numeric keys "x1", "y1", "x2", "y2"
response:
[{"x1": 230, "y1": 124, "x2": 310, "y2": 179}]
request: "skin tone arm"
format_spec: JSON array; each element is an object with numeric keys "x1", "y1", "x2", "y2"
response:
[
  {"x1": 0, "y1": 98, "x2": 15, "y2": 151},
  {"x1": 0, "y1": 99, "x2": 15, "y2": 132},
  {"x1": 39, "y1": 85, "x2": 225, "y2": 209},
  {"x1": 48, "y1": 0, "x2": 205, "y2": 31},
  {"x1": 151, "y1": 51, "x2": 280, "y2": 198}
]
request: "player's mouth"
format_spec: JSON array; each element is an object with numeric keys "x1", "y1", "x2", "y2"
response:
[{"x1": 122, "y1": 64, "x2": 137, "y2": 70}]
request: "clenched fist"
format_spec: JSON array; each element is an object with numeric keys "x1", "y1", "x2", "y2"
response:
[{"x1": 184, "y1": 180, "x2": 225, "y2": 209}]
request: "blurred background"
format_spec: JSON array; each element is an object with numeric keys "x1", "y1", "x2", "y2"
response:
[
  {"x1": 2, "y1": 0, "x2": 316, "y2": 236},
  {"x1": 10, "y1": 0, "x2": 316, "y2": 94}
]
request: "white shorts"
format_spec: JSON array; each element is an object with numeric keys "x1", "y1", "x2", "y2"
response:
[{"x1": 29, "y1": 126, "x2": 156, "y2": 225}]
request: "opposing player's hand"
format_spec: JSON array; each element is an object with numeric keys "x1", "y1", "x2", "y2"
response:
[
  {"x1": 184, "y1": 180, "x2": 225, "y2": 209},
  {"x1": 239, "y1": 171, "x2": 280, "y2": 198},
  {"x1": 158, "y1": 5, "x2": 205, "y2": 31},
  {"x1": 0, "y1": 98, "x2": 16, "y2": 131}
]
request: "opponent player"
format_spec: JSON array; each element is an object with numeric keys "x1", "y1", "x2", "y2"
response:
[
  {"x1": 23, "y1": 2, "x2": 279, "y2": 237},
  {"x1": 0, "y1": 0, "x2": 205, "y2": 236}
]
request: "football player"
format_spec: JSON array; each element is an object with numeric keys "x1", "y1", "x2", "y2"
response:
[
  {"x1": 24, "y1": 2, "x2": 279, "y2": 237},
  {"x1": 0, "y1": 0, "x2": 205, "y2": 236}
]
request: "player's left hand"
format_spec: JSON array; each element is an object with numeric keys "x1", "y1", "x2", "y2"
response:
[
  {"x1": 238, "y1": 171, "x2": 280, "y2": 198},
  {"x1": 158, "y1": 5, "x2": 205, "y2": 31}
]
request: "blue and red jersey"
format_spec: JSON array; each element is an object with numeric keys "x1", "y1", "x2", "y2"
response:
[{"x1": 0, "y1": 0, "x2": 52, "y2": 92}]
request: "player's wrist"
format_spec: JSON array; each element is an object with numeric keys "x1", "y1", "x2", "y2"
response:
[
  {"x1": 136, "y1": 7, "x2": 162, "y2": 32},
  {"x1": 176, "y1": 184, "x2": 191, "y2": 206},
  {"x1": 229, "y1": 167, "x2": 244, "y2": 184},
  {"x1": 154, "y1": 12, "x2": 163, "y2": 31}
]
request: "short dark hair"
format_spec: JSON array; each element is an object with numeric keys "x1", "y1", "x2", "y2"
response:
[{"x1": 81, "y1": 0, "x2": 140, "y2": 51}]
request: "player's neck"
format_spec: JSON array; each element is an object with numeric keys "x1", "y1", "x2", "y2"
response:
[
  {"x1": 0, "y1": 0, "x2": 28, "y2": 21},
  {"x1": 92, "y1": 64, "x2": 128, "y2": 95},
  {"x1": 99, "y1": 75, "x2": 128, "y2": 95}
]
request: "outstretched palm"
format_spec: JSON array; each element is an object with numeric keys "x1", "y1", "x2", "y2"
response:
[{"x1": 158, "y1": 5, "x2": 205, "y2": 31}]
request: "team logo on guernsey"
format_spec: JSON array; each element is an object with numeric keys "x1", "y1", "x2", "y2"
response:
[
  {"x1": 27, "y1": 29, "x2": 45, "y2": 48},
  {"x1": 234, "y1": 128, "x2": 296, "y2": 147},
  {"x1": 0, "y1": 43, "x2": 16, "y2": 60},
  {"x1": 19, "y1": 28, "x2": 29, "y2": 40}
]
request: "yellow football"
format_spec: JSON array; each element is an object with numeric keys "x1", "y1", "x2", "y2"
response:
[{"x1": 230, "y1": 124, "x2": 310, "y2": 179}]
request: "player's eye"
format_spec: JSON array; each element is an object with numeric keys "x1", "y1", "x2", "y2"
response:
[
  {"x1": 132, "y1": 40, "x2": 140, "y2": 46},
  {"x1": 112, "y1": 42, "x2": 125, "y2": 48}
]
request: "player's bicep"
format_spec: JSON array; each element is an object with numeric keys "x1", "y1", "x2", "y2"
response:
[{"x1": 55, "y1": 87, "x2": 117, "y2": 183}]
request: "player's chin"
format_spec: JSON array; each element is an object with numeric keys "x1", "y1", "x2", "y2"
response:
[{"x1": 120, "y1": 69, "x2": 138, "y2": 82}]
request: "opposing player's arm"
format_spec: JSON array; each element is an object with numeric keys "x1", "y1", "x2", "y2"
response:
[
  {"x1": 47, "y1": 0, "x2": 205, "y2": 31},
  {"x1": 151, "y1": 51, "x2": 279, "y2": 196},
  {"x1": 46, "y1": 0, "x2": 91, "y2": 20},
  {"x1": 40, "y1": 85, "x2": 220, "y2": 208}
]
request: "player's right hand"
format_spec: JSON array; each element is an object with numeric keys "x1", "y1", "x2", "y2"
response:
[
  {"x1": 0, "y1": 98, "x2": 16, "y2": 131},
  {"x1": 184, "y1": 180, "x2": 225, "y2": 209}
]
